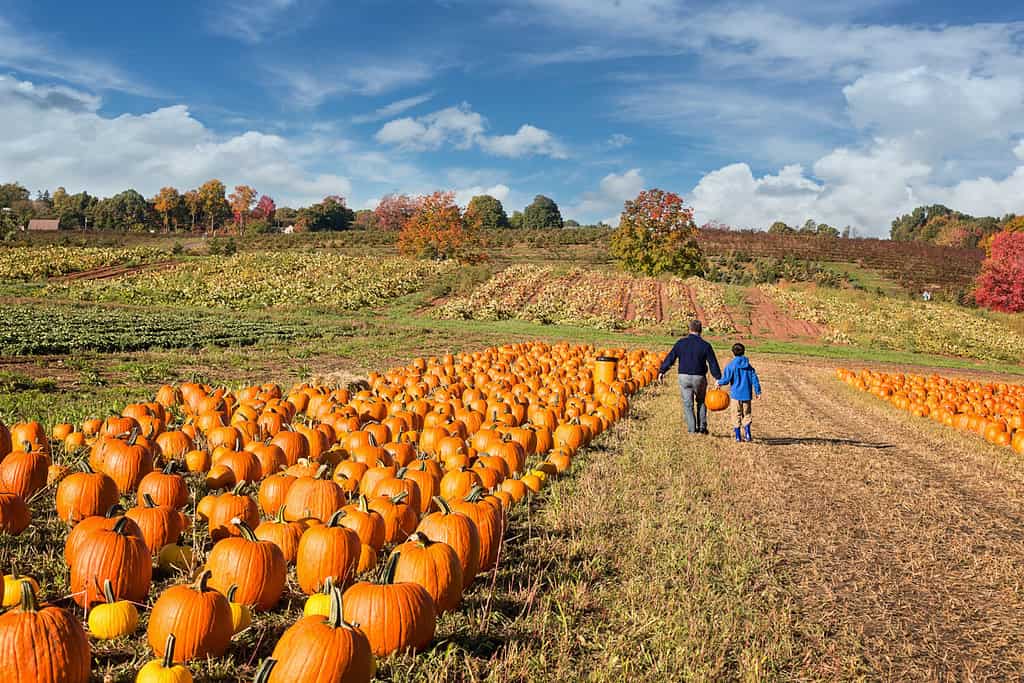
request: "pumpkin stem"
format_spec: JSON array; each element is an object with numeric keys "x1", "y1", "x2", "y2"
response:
[
  {"x1": 390, "y1": 490, "x2": 409, "y2": 505},
  {"x1": 18, "y1": 580, "x2": 39, "y2": 613},
  {"x1": 327, "y1": 585, "x2": 345, "y2": 628},
  {"x1": 128, "y1": 426, "x2": 140, "y2": 446},
  {"x1": 232, "y1": 518, "x2": 259, "y2": 542},
  {"x1": 367, "y1": 432, "x2": 378, "y2": 447},
  {"x1": 81, "y1": 461, "x2": 95, "y2": 474},
  {"x1": 357, "y1": 494, "x2": 370, "y2": 513},
  {"x1": 193, "y1": 569, "x2": 214, "y2": 592},
  {"x1": 104, "y1": 504, "x2": 125, "y2": 517},
  {"x1": 432, "y1": 495, "x2": 452, "y2": 514},
  {"x1": 407, "y1": 531, "x2": 432, "y2": 546},
  {"x1": 102, "y1": 578, "x2": 117, "y2": 604},
  {"x1": 142, "y1": 493, "x2": 158, "y2": 508},
  {"x1": 464, "y1": 485, "x2": 485, "y2": 502},
  {"x1": 315, "y1": 463, "x2": 330, "y2": 480},
  {"x1": 396, "y1": 466, "x2": 408, "y2": 479},
  {"x1": 381, "y1": 550, "x2": 401, "y2": 585},
  {"x1": 162, "y1": 460, "x2": 179, "y2": 475},
  {"x1": 254, "y1": 658, "x2": 277, "y2": 683},
  {"x1": 231, "y1": 480, "x2": 247, "y2": 495},
  {"x1": 112, "y1": 516, "x2": 132, "y2": 535},
  {"x1": 162, "y1": 633, "x2": 177, "y2": 669},
  {"x1": 274, "y1": 505, "x2": 288, "y2": 524},
  {"x1": 227, "y1": 584, "x2": 239, "y2": 603},
  {"x1": 321, "y1": 575, "x2": 335, "y2": 594},
  {"x1": 326, "y1": 509, "x2": 346, "y2": 527}
]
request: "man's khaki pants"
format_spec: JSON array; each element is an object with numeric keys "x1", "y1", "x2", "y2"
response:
[{"x1": 734, "y1": 400, "x2": 752, "y2": 428}]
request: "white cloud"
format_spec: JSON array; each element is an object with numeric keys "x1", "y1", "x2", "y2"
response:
[
  {"x1": 0, "y1": 75, "x2": 352, "y2": 208},
  {"x1": 607, "y1": 133, "x2": 632, "y2": 148},
  {"x1": 1016, "y1": 140, "x2": 1024, "y2": 161},
  {"x1": 453, "y1": 184, "x2": 511, "y2": 207},
  {"x1": 351, "y1": 93, "x2": 434, "y2": 124},
  {"x1": 376, "y1": 103, "x2": 567, "y2": 159},
  {"x1": 568, "y1": 169, "x2": 645, "y2": 224},
  {"x1": 204, "y1": 0, "x2": 300, "y2": 45},
  {"x1": 0, "y1": 17, "x2": 154, "y2": 96},
  {"x1": 375, "y1": 103, "x2": 485, "y2": 151},
  {"x1": 267, "y1": 61, "x2": 435, "y2": 108},
  {"x1": 479, "y1": 125, "x2": 568, "y2": 159}
]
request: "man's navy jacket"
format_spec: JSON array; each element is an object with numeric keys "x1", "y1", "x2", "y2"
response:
[{"x1": 658, "y1": 334, "x2": 722, "y2": 380}]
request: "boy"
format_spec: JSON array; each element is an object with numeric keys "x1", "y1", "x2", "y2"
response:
[{"x1": 716, "y1": 343, "x2": 762, "y2": 442}]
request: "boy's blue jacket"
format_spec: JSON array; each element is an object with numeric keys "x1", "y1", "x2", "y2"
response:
[{"x1": 718, "y1": 356, "x2": 761, "y2": 401}]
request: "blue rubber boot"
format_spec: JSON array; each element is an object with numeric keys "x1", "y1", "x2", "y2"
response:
[
  {"x1": 733, "y1": 428, "x2": 742, "y2": 442},
  {"x1": 743, "y1": 424, "x2": 752, "y2": 442}
]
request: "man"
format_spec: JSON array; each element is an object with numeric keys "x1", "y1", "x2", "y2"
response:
[{"x1": 658, "y1": 320, "x2": 722, "y2": 434}]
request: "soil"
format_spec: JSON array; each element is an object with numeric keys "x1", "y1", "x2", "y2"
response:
[
  {"x1": 742, "y1": 286, "x2": 825, "y2": 340},
  {"x1": 718, "y1": 357, "x2": 1024, "y2": 679},
  {"x1": 53, "y1": 260, "x2": 178, "y2": 282}
]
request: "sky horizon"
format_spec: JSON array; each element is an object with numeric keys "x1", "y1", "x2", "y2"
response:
[{"x1": 1, "y1": 0, "x2": 1022, "y2": 236}]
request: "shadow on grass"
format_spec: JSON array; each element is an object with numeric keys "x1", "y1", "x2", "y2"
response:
[{"x1": 761, "y1": 436, "x2": 896, "y2": 449}]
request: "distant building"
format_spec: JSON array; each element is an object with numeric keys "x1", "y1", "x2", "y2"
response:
[{"x1": 27, "y1": 218, "x2": 60, "y2": 231}]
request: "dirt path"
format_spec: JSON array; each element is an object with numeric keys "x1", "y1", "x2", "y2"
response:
[
  {"x1": 53, "y1": 260, "x2": 178, "y2": 282},
  {"x1": 719, "y1": 357, "x2": 1024, "y2": 680},
  {"x1": 743, "y1": 287, "x2": 824, "y2": 340}
]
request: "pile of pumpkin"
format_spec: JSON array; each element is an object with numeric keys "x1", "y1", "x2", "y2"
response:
[
  {"x1": 836, "y1": 368, "x2": 1024, "y2": 454},
  {"x1": 0, "y1": 341, "x2": 658, "y2": 681}
]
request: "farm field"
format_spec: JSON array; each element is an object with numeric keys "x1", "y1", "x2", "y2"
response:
[{"x1": 1, "y1": 235, "x2": 1024, "y2": 682}]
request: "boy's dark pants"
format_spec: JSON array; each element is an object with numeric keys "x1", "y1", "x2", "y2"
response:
[{"x1": 734, "y1": 400, "x2": 752, "y2": 429}]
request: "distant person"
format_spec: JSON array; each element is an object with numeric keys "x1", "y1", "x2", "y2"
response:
[
  {"x1": 658, "y1": 320, "x2": 722, "y2": 434},
  {"x1": 715, "y1": 343, "x2": 762, "y2": 442},
  {"x1": 922, "y1": 290, "x2": 932, "y2": 302}
]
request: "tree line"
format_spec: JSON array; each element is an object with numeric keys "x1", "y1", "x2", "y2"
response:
[
  {"x1": 889, "y1": 205, "x2": 1022, "y2": 250},
  {"x1": 0, "y1": 180, "x2": 596, "y2": 235}
]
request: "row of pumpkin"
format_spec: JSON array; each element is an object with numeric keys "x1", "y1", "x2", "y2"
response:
[
  {"x1": 836, "y1": 368, "x2": 1024, "y2": 454},
  {"x1": 0, "y1": 341, "x2": 658, "y2": 682}
]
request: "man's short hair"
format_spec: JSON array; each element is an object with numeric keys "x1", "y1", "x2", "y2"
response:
[
  {"x1": 732, "y1": 343, "x2": 746, "y2": 356},
  {"x1": 689, "y1": 320, "x2": 702, "y2": 334}
]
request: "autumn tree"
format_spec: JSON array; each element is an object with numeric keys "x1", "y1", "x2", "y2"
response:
[
  {"x1": 609, "y1": 189, "x2": 705, "y2": 277},
  {"x1": 297, "y1": 195, "x2": 355, "y2": 231},
  {"x1": 974, "y1": 230, "x2": 1024, "y2": 312},
  {"x1": 398, "y1": 191, "x2": 481, "y2": 261},
  {"x1": 465, "y1": 194, "x2": 510, "y2": 230},
  {"x1": 228, "y1": 184, "x2": 257, "y2": 232},
  {"x1": 352, "y1": 209, "x2": 378, "y2": 230},
  {"x1": 198, "y1": 180, "x2": 230, "y2": 233},
  {"x1": 253, "y1": 195, "x2": 276, "y2": 221},
  {"x1": 522, "y1": 195, "x2": 563, "y2": 229},
  {"x1": 183, "y1": 189, "x2": 202, "y2": 231},
  {"x1": 153, "y1": 187, "x2": 184, "y2": 232},
  {"x1": 374, "y1": 194, "x2": 419, "y2": 231}
]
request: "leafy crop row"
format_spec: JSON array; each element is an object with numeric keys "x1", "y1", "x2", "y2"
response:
[
  {"x1": 0, "y1": 246, "x2": 167, "y2": 280},
  {"x1": 45, "y1": 252, "x2": 455, "y2": 309}
]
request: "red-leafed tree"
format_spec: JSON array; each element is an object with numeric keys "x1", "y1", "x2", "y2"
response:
[
  {"x1": 228, "y1": 184, "x2": 257, "y2": 231},
  {"x1": 398, "y1": 191, "x2": 481, "y2": 261},
  {"x1": 974, "y1": 230, "x2": 1024, "y2": 312},
  {"x1": 374, "y1": 194, "x2": 419, "y2": 231},
  {"x1": 609, "y1": 189, "x2": 705, "y2": 276},
  {"x1": 253, "y1": 195, "x2": 276, "y2": 221}
]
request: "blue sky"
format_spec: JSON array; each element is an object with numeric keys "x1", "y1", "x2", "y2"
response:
[{"x1": 1, "y1": 0, "x2": 1023, "y2": 235}]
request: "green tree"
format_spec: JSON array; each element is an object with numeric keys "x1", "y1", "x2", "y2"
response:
[
  {"x1": 609, "y1": 189, "x2": 705, "y2": 277},
  {"x1": 815, "y1": 223, "x2": 839, "y2": 237},
  {"x1": 52, "y1": 188, "x2": 96, "y2": 229},
  {"x1": 509, "y1": 210, "x2": 524, "y2": 229},
  {"x1": 89, "y1": 190, "x2": 153, "y2": 231},
  {"x1": 0, "y1": 183, "x2": 30, "y2": 209},
  {"x1": 297, "y1": 196, "x2": 355, "y2": 232},
  {"x1": 768, "y1": 221, "x2": 794, "y2": 234},
  {"x1": 522, "y1": 195, "x2": 563, "y2": 229},
  {"x1": 465, "y1": 194, "x2": 510, "y2": 230},
  {"x1": 198, "y1": 179, "x2": 230, "y2": 232}
]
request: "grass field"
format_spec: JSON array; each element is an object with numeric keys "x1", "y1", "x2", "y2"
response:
[{"x1": 1, "y1": 232, "x2": 1023, "y2": 681}]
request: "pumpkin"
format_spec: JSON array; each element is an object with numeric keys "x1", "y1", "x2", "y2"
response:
[
  {"x1": 56, "y1": 463, "x2": 120, "y2": 525},
  {"x1": 205, "y1": 482, "x2": 260, "y2": 541},
  {"x1": 64, "y1": 505, "x2": 144, "y2": 566},
  {"x1": 257, "y1": 472, "x2": 296, "y2": 516},
  {"x1": 451, "y1": 486, "x2": 504, "y2": 573},
  {"x1": 264, "y1": 585, "x2": 375, "y2": 683},
  {"x1": 391, "y1": 532, "x2": 463, "y2": 613},
  {"x1": 416, "y1": 496, "x2": 480, "y2": 590},
  {"x1": 69, "y1": 516, "x2": 152, "y2": 608},
  {"x1": 100, "y1": 431, "x2": 154, "y2": 493},
  {"x1": 367, "y1": 491, "x2": 419, "y2": 544},
  {"x1": 88, "y1": 578, "x2": 139, "y2": 639},
  {"x1": 147, "y1": 571, "x2": 233, "y2": 663},
  {"x1": 0, "y1": 441, "x2": 50, "y2": 499},
  {"x1": 370, "y1": 467, "x2": 423, "y2": 512},
  {"x1": 342, "y1": 551, "x2": 436, "y2": 656},
  {"x1": 403, "y1": 461, "x2": 440, "y2": 514},
  {"x1": 303, "y1": 575, "x2": 337, "y2": 617},
  {"x1": 337, "y1": 495, "x2": 386, "y2": 551},
  {"x1": 254, "y1": 505, "x2": 307, "y2": 564},
  {"x1": 136, "y1": 634, "x2": 193, "y2": 683},
  {"x1": 158, "y1": 541, "x2": 195, "y2": 574},
  {"x1": 296, "y1": 510, "x2": 361, "y2": 594},
  {"x1": 249, "y1": 441, "x2": 286, "y2": 478},
  {"x1": 137, "y1": 461, "x2": 190, "y2": 509},
  {"x1": 225, "y1": 585, "x2": 252, "y2": 634},
  {"x1": 705, "y1": 388, "x2": 730, "y2": 412},
  {"x1": 271, "y1": 430, "x2": 308, "y2": 465},
  {"x1": 126, "y1": 493, "x2": 186, "y2": 555},
  {"x1": 206, "y1": 519, "x2": 287, "y2": 611},
  {"x1": 0, "y1": 581, "x2": 91, "y2": 683},
  {"x1": 283, "y1": 465, "x2": 346, "y2": 522},
  {"x1": 2, "y1": 573, "x2": 39, "y2": 609},
  {"x1": 0, "y1": 490, "x2": 30, "y2": 535}
]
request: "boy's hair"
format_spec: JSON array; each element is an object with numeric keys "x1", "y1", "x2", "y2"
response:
[{"x1": 732, "y1": 343, "x2": 746, "y2": 356}]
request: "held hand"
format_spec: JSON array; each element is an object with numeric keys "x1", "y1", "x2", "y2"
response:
[
  {"x1": 657, "y1": 373, "x2": 664, "y2": 384},
  {"x1": 754, "y1": 393, "x2": 761, "y2": 400}
]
